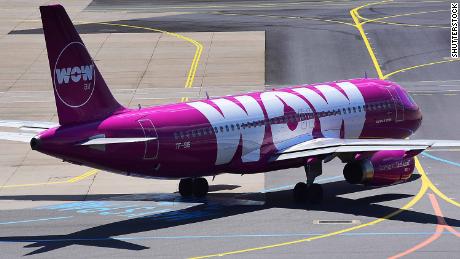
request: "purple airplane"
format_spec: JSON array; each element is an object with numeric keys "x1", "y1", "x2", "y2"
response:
[{"x1": 1, "y1": 5, "x2": 459, "y2": 203}]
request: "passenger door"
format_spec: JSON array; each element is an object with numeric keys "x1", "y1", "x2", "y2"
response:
[{"x1": 138, "y1": 119, "x2": 159, "y2": 160}]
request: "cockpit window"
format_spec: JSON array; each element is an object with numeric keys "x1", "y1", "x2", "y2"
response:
[{"x1": 395, "y1": 86, "x2": 418, "y2": 110}]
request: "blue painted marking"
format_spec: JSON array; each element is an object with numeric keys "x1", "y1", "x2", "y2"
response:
[
  {"x1": 0, "y1": 231, "x2": 457, "y2": 243},
  {"x1": 422, "y1": 152, "x2": 460, "y2": 167},
  {"x1": 261, "y1": 175, "x2": 343, "y2": 193},
  {"x1": 0, "y1": 216, "x2": 72, "y2": 225},
  {"x1": 34, "y1": 200, "x2": 219, "y2": 220}
]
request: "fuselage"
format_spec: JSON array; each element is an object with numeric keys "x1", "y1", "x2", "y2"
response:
[{"x1": 34, "y1": 78, "x2": 422, "y2": 179}]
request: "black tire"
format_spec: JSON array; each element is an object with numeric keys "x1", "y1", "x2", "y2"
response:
[
  {"x1": 179, "y1": 178, "x2": 193, "y2": 197},
  {"x1": 193, "y1": 178, "x2": 209, "y2": 198},
  {"x1": 306, "y1": 184, "x2": 323, "y2": 204},
  {"x1": 293, "y1": 182, "x2": 307, "y2": 202}
]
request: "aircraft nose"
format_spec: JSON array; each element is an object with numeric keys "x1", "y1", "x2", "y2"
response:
[{"x1": 30, "y1": 136, "x2": 41, "y2": 150}]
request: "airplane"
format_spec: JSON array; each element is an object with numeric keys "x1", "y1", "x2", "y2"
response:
[{"x1": 1, "y1": 4, "x2": 460, "y2": 204}]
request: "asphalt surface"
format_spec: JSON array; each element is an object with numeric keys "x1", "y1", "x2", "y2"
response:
[{"x1": 2, "y1": 0, "x2": 460, "y2": 258}]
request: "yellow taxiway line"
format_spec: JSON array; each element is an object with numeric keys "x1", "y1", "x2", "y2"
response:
[
  {"x1": 350, "y1": 7, "x2": 384, "y2": 79},
  {"x1": 191, "y1": 181, "x2": 429, "y2": 259},
  {"x1": 93, "y1": 22, "x2": 204, "y2": 102},
  {"x1": 383, "y1": 59, "x2": 460, "y2": 79},
  {"x1": 1, "y1": 169, "x2": 98, "y2": 188},
  {"x1": 361, "y1": 9, "x2": 447, "y2": 25}
]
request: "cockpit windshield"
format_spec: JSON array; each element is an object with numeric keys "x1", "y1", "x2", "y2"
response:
[{"x1": 395, "y1": 86, "x2": 418, "y2": 110}]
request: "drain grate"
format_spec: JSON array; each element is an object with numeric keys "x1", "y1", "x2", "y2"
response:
[{"x1": 313, "y1": 220, "x2": 361, "y2": 225}]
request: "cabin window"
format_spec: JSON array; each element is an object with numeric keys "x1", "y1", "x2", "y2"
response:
[
  {"x1": 231, "y1": 124, "x2": 235, "y2": 131},
  {"x1": 348, "y1": 108, "x2": 351, "y2": 113},
  {"x1": 220, "y1": 126, "x2": 224, "y2": 133},
  {"x1": 225, "y1": 125, "x2": 229, "y2": 132},
  {"x1": 236, "y1": 123, "x2": 240, "y2": 130},
  {"x1": 358, "y1": 106, "x2": 361, "y2": 112}
]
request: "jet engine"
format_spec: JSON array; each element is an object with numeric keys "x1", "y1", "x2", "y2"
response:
[{"x1": 343, "y1": 150, "x2": 415, "y2": 186}]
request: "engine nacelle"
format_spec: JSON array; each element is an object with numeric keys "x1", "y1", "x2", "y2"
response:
[{"x1": 343, "y1": 150, "x2": 415, "y2": 186}]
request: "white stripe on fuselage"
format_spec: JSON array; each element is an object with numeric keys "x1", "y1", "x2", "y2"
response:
[
  {"x1": 188, "y1": 82, "x2": 366, "y2": 165},
  {"x1": 188, "y1": 96, "x2": 265, "y2": 165}
]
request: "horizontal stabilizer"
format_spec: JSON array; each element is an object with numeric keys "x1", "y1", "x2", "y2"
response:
[
  {"x1": 79, "y1": 137, "x2": 157, "y2": 146},
  {"x1": 0, "y1": 120, "x2": 58, "y2": 130},
  {"x1": 0, "y1": 132, "x2": 36, "y2": 143}
]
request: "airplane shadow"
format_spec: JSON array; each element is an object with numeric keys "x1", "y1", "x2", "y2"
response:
[{"x1": 0, "y1": 174, "x2": 456, "y2": 256}]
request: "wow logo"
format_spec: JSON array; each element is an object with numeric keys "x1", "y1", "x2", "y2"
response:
[{"x1": 53, "y1": 42, "x2": 96, "y2": 108}]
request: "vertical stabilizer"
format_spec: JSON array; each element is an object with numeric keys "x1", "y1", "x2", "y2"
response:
[{"x1": 40, "y1": 5, "x2": 124, "y2": 125}]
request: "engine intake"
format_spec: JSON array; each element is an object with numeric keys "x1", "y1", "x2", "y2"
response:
[{"x1": 343, "y1": 150, "x2": 415, "y2": 186}]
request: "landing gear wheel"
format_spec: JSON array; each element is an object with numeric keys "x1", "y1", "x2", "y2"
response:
[
  {"x1": 306, "y1": 183, "x2": 323, "y2": 204},
  {"x1": 179, "y1": 178, "x2": 193, "y2": 197},
  {"x1": 293, "y1": 182, "x2": 308, "y2": 202},
  {"x1": 193, "y1": 178, "x2": 209, "y2": 198}
]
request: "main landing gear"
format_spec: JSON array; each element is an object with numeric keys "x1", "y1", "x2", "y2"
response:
[
  {"x1": 293, "y1": 162, "x2": 324, "y2": 204},
  {"x1": 179, "y1": 177, "x2": 209, "y2": 198}
]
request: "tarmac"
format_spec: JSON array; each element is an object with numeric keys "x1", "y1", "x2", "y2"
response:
[{"x1": 0, "y1": 0, "x2": 460, "y2": 258}]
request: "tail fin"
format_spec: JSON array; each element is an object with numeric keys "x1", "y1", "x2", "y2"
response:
[{"x1": 40, "y1": 5, "x2": 124, "y2": 126}]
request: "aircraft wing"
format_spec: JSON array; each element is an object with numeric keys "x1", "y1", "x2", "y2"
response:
[
  {"x1": 0, "y1": 120, "x2": 58, "y2": 132},
  {"x1": 271, "y1": 138, "x2": 460, "y2": 161}
]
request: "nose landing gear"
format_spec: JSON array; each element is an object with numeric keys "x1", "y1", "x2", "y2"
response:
[
  {"x1": 293, "y1": 162, "x2": 324, "y2": 204},
  {"x1": 179, "y1": 177, "x2": 209, "y2": 198}
]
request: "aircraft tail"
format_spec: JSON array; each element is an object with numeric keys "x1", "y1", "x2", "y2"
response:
[{"x1": 40, "y1": 5, "x2": 124, "y2": 126}]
